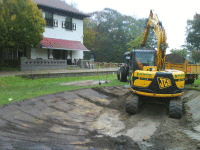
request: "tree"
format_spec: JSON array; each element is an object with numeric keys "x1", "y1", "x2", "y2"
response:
[
  {"x1": 66, "y1": 1, "x2": 79, "y2": 9},
  {"x1": 89, "y1": 8, "x2": 130, "y2": 62},
  {"x1": 83, "y1": 8, "x2": 156, "y2": 63},
  {"x1": 0, "y1": 0, "x2": 46, "y2": 59},
  {"x1": 126, "y1": 18, "x2": 157, "y2": 51},
  {"x1": 191, "y1": 51, "x2": 200, "y2": 64},
  {"x1": 126, "y1": 31, "x2": 143, "y2": 50},
  {"x1": 83, "y1": 18, "x2": 97, "y2": 60},
  {"x1": 170, "y1": 48, "x2": 187, "y2": 58},
  {"x1": 185, "y1": 13, "x2": 200, "y2": 63}
]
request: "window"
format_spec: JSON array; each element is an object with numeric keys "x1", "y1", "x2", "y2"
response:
[
  {"x1": 2, "y1": 48, "x2": 18, "y2": 59},
  {"x1": 62, "y1": 21, "x2": 66, "y2": 28},
  {"x1": 45, "y1": 12, "x2": 53, "y2": 27},
  {"x1": 65, "y1": 16, "x2": 72, "y2": 30},
  {"x1": 136, "y1": 53, "x2": 155, "y2": 66},
  {"x1": 53, "y1": 19, "x2": 58, "y2": 27},
  {"x1": 72, "y1": 23, "x2": 76, "y2": 30}
]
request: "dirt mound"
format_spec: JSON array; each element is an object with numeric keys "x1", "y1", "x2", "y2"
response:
[
  {"x1": 165, "y1": 53, "x2": 186, "y2": 63},
  {"x1": 165, "y1": 53, "x2": 193, "y2": 64}
]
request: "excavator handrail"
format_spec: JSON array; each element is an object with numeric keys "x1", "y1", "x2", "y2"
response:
[{"x1": 141, "y1": 10, "x2": 167, "y2": 71}]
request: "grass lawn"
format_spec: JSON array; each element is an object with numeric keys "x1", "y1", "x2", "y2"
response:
[
  {"x1": 0, "y1": 74, "x2": 127, "y2": 106},
  {"x1": 1, "y1": 74, "x2": 200, "y2": 106},
  {"x1": 184, "y1": 75, "x2": 200, "y2": 90}
]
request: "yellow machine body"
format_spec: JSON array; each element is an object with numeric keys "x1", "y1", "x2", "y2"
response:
[{"x1": 130, "y1": 69, "x2": 184, "y2": 97}]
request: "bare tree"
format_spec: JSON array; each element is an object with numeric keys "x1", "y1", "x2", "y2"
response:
[{"x1": 64, "y1": 0, "x2": 79, "y2": 9}]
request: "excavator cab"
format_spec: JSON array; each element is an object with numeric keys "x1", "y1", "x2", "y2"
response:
[{"x1": 128, "y1": 49, "x2": 156, "y2": 73}]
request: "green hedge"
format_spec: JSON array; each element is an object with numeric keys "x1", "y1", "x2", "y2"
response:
[{"x1": 0, "y1": 59, "x2": 20, "y2": 71}]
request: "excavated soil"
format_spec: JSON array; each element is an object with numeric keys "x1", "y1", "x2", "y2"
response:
[
  {"x1": 165, "y1": 53, "x2": 193, "y2": 64},
  {"x1": 165, "y1": 53, "x2": 186, "y2": 63},
  {"x1": 0, "y1": 85, "x2": 200, "y2": 150}
]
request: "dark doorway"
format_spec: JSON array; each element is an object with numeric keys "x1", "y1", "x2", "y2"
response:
[{"x1": 53, "y1": 50, "x2": 61, "y2": 60}]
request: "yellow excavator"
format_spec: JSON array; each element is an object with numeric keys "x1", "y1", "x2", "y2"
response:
[{"x1": 126, "y1": 10, "x2": 185, "y2": 119}]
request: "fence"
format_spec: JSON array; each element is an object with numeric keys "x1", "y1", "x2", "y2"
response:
[
  {"x1": 77, "y1": 59, "x2": 94, "y2": 69},
  {"x1": 94, "y1": 62, "x2": 123, "y2": 68},
  {"x1": 77, "y1": 60, "x2": 122, "y2": 69},
  {"x1": 20, "y1": 57, "x2": 67, "y2": 71}
]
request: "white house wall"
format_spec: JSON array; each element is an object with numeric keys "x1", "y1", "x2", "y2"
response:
[
  {"x1": 72, "y1": 51, "x2": 83, "y2": 63},
  {"x1": 31, "y1": 48, "x2": 48, "y2": 60},
  {"x1": 43, "y1": 14, "x2": 84, "y2": 43}
]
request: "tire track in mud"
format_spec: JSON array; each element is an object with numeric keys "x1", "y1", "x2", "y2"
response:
[
  {"x1": 76, "y1": 93, "x2": 113, "y2": 109},
  {"x1": 0, "y1": 95, "x2": 96, "y2": 149},
  {"x1": 0, "y1": 106, "x2": 92, "y2": 144}
]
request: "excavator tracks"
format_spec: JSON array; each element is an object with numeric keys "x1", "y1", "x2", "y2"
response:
[
  {"x1": 125, "y1": 93, "x2": 140, "y2": 115},
  {"x1": 169, "y1": 96, "x2": 182, "y2": 119},
  {"x1": 126, "y1": 93, "x2": 183, "y2": 119}
]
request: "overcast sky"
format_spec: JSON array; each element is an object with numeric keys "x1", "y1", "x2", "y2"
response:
[{"x1": 65, "y1": 0, "x2": 200, "y2": 54}]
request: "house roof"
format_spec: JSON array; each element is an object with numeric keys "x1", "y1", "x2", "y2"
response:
[
  {"x1": 32, "y1": 0, "x2": 90, "y2": 17},
  {"x1": 40, "y1": 37, "x2": 89, "y2": 51}
]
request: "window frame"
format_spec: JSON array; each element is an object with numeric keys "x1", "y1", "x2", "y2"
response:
[
  {"x1": 65, "y1": 16, "x2": 72, "y2": 30},
  {"x1": 45, "y1": 11, "x2": 53, "y2": 27}
]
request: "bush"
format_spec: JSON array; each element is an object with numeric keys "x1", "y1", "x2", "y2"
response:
[{"x1": 0, "y1": 59, "x2": 20, "y2": 71}]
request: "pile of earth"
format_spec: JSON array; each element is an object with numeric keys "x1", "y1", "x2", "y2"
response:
[
  {"x1": 165, "y1": 53, "x2": 192, "y2": 64},
  {"x1": 166, "y1": 53, "x2": 185, "y2": 63}
]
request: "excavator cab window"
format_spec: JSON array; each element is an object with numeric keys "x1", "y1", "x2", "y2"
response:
[
  {"x1": 136, "y1": 52, "x2": 155, "y2": 66},
  {"x1": 130, "y1": 50, "x2": 156, "y2": 72}
]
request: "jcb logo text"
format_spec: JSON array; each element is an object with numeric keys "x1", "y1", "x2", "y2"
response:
[{"x1": 157, "y1": 77, "x2": 172, "y2": 89}]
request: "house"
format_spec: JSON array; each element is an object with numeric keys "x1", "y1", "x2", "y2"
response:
[
  {"x1": 31, "y1": 0, "x2": 90, "y2": 64},
  {"x1": 2, "y1": 0, "x2": 90, "y2": 70}
]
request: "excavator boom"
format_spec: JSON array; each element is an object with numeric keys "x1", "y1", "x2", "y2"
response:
[{"x1": 141, "y1": 10, "x2": 167, "y2": 70}]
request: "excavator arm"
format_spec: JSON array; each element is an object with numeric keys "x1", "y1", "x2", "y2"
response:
[{"x1": 141, "y1": 10, "x2": 168, "y2": 71}]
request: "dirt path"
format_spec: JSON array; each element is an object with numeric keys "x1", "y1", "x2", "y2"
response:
[{"x1": 0, "y1": 86, "x2": 200, "y2": 150}]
